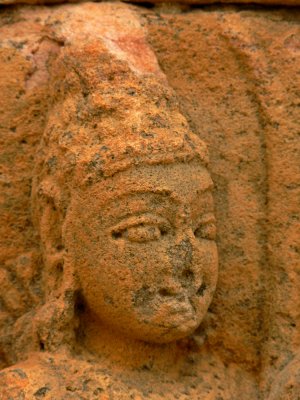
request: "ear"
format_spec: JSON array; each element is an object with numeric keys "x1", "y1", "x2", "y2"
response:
[
  {"x1": 34, "y1": 178, "x2": 66, "y2": 295},
  {"x1": 36, "y1": 178, "x2": 63, "y2": 252}
]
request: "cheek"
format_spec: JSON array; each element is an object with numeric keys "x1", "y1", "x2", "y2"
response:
[
  {"x1": 76, "y1": 237, "x2": 170, "y2": 302},
  {"x1": 103, "y1": 240, "x2": 170, "y2": 285},
  {"x1": 194, "y1": 242, "x2": 218, "y2": 286}
]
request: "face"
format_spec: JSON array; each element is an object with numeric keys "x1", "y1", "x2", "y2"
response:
[{"x1": 64, "y1": 161, "x2": 218, "y2": 343}]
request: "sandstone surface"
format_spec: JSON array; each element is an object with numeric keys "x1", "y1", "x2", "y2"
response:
[
  {"x1": 1, "y1": 0, "x2": 300, "y2": 7},
  {"x1": 145, "y1": 6, "x2": 300, "y2": 393},
  {"x1": 0, "y1": 2, "x2": 299, "y2": 399}
]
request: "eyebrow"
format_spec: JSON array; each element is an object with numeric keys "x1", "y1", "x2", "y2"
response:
[
  {"x1": 97, "y1": 190, "x2": 179, "y2": 225},
  {"x1": 101, "y1": 177, "x2": 213, "y2": 207},
  {"x1": 101, "y1": 189, "x2": 180, "y2": 208}
]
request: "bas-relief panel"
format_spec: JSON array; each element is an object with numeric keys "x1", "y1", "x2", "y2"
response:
[{"x1": 0, "y1": 3, "x2": 299, "y2": 399}]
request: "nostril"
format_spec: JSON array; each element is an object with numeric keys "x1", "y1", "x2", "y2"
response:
[
  {"x1": 158, "y1": 288, "x2": 174, "y2": 297},
  {"x1": 160, "y1": 227, "x2": 168, "y2": 236},
  {"x1": 182, "y1": 269, "x2": 194, "y2": 280},
  {"x1": 197, "y1": 283, "x2": 207, "y2": 297},
  {"x1": 112, "y1": 231, "x2": 122, "y2": 239}
]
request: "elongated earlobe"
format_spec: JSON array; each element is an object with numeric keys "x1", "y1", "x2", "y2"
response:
[
  {"x1": 33, "y1": 178, "x2": 66, "y2": 297},
  {"x1": 34, "y1": 178, "x2": 62, "y2": 246}
]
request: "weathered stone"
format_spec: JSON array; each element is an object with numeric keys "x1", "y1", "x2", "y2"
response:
[
  {"x1": 0, "y1": 2, "x2": 299, "y2": 399},
  {"x1": 1, "y1": 0, "x2": 300, "y2": 6},
  {"x1": 146, "y1": 7, "x2": 300, "y2": 398}
]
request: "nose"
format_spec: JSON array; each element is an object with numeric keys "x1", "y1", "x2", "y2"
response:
[{"x1": 167, "y1": 229, "x2": 199, "y2": 285}]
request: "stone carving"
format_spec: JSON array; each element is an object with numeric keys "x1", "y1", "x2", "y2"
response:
[
  {"x1": 1, "y1": 2, "x2": 298, "y2": 399},
  {"x1": 1, "y1": 0, "x2": 300, "y2": 7},
  {"x1": 29, "y1": 40, "x2": 218, "y2": 350},
  {"x1": 0, "y1": 7, "x2": 228, "y2": 398}
]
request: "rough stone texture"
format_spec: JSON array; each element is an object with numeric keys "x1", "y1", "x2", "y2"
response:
[
  {"x1": 0, "y1": 2, "x2": 299, "y2": 399},
  {"x1": 1, "y1": 0, "x2": 300, "y2": 7},
  {"x1": 145, "y1": 9, "x2": 300, "y2": 398}
]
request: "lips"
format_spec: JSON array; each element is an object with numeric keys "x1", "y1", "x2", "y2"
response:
[
  {"x1": 155, "y1": 284, "x2": 208, "y2": 318},
  {"x1": 136, "y1": 288, "x2": 206, "y2": 341},
  {"x1": 166, "y1": 302, "x2": 195, "y2": 316},
  {"x1": 156, "y1": 290, "x2": 197, "y2": 315},
  {"x1": 134, "y1": 283, "x2": 206, "y2": 319}
]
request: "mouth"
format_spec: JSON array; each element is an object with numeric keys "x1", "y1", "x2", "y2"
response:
[
  {"x1": 153, "y1": 305, "x2": 200, "y2": 337},
  {"x1": 135, "y1": 285, "x2": 209, "y2": 340},
  {"x1": 156, "y1": 282, "x2": 209, "y2": 316},
  {"x1": 156, "y1": 289, "x2": 193, "y2": 314},
  {"x1": 134, "y1": 283, "x2": 208, "y2": 319}
]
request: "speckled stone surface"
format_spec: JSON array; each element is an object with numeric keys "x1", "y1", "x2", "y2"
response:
[
  {"x1": 1, "y1": 0, "x2": 300, "y2": 7},
  {"x1": 0, "y1": 2, "x2": 299, "y2": 399}
]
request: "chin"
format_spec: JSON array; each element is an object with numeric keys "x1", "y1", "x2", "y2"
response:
[{"x1": 131, "y1": 316, "x2": 201, "y2": 344}]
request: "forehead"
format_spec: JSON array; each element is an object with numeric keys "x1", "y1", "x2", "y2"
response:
[
  {"x1": 71, "y1": 162, "x2": 214, "y2": 223},
  {"x1": 75, "y1": 161, "x2": 212, "y2": 204}
]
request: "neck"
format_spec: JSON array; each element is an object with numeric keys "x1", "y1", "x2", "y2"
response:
[{"x1": 79, "y1": 309, "x2": 195, "y2": 373}]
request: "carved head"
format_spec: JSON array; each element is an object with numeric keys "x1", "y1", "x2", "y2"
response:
[
  {"x1": 31, "y1": 47, "x2": 218, "y2": 349},
  {"x1": 64, "y1": 157, "x2": 217, "y2": 344}
]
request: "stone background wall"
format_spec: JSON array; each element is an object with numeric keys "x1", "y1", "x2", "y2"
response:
[
  {"x1": 145, "y1": 9, "x2": 300, "y2": 389},
  {"x1": 1, "y1": 0, "x2": 300, "y2": 7},
  {"x1": 0, "y1": 2, "x2": 299, "y2": 397}
]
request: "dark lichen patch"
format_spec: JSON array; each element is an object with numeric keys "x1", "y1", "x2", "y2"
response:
[{"x1": 34, "y1": 386, "x2": 51, "y2": 398}]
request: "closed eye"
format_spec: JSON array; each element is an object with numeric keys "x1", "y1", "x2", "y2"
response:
[
  {"x1": 111, "y1": 215, "x2": 172, "y2": 243},
  {"x1": 194, "y1": 217, "x2": 216, "y2": 241}
]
